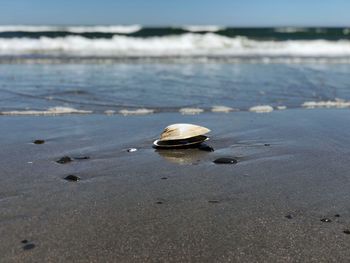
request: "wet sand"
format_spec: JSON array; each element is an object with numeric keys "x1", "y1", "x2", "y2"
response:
[{"x1": 1, "y1": 109, "x2": 350, "y2": 262}]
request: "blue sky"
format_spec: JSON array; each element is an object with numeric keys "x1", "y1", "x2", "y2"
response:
[{"x1": 1, "y1": 0, "x2": 350, "y2": 26}]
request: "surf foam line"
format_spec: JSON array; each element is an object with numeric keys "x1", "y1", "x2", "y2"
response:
[
  {"x1": 2, "y1": 102, "x2": 350, "y2": 116},
  {"x1": 302, "y1": 99, "x2": 350, "y2": 109},
  {"x1": 1, "y1": 34, "x2": 350, "y2": 58},
  {"x1": 0, "y1": 104, "x2": 267, "y2": 116},
  {"x1": 0, "y1": 107, "x2": 92, "y2": 115}
]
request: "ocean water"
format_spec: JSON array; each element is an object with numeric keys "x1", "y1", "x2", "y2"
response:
[{"x1": 0, "y1": 26, "x2": 350, "y2": 115}]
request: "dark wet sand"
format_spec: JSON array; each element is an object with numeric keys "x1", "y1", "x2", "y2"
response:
[{"x1": 1, "y1": 109, "x2": 350, "y2": 262}]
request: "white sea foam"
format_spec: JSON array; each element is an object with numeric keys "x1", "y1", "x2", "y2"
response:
[
  {"x1": 274, "y1": 27, "x2": 309, "y2": 33},
  {"x1": 249, "y1": 105, "x2": 274, "y2": 113},
  {"x1": 182, "y1": 25, "x2": 224, "y2": 32},
  {"x1": 119, "y1": 108, "x2": 154, "y2": 115},
  {"x1": 179, "y1": 107, "x2": 204, "y2": 115},
  {"x1": 0, "y1": 106, "x2": 92, "y2": 115},
  {"x1": 302, "y1": 99, "x2": 350, "y2": 109},
  {"x1": 344, "y1": 29, "x2": 350, "y2": 35},
  {"x1": 277, "y1": 105, "x2": 287, "y2": 110},
  {"x1": 0, "y1": 25, "x2": 142, "y2": 34},
  {"x1": 104, "y1": 110, "x2": 116, "y2": 115},
  {"x1": 1, "y1": 34, "x2": 350, "y2": 57},
  {"x1": 211, "y1": 106, "x2": 235, "y2": 113}
]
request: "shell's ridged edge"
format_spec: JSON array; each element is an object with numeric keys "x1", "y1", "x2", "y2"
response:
[{"x1": 153, "y1": 137, "x2": 209, "y2": 148}]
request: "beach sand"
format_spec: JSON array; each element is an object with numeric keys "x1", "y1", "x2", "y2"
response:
[{"x1": 1, "y1": 109, "x2": 350, "y2": 262}]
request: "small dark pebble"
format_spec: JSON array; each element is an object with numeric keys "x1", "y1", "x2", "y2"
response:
[
  {"x1": 33, "y1": 140, "x2": 45, "y2": 144},
  {"x1": 320, "y1": 218, "x2": 332, "y2": 223},
  {"x1": 56, "y1": 156, "x2": 72, "y2": 164},
  {"x1": 73, "y1": 156, "x2": 90, "y2": 160},
  {"x1": 264, "y1": 143, "x2": 270, "y2": 146},
  {"x1": 21, "y1": 240, "x2": 28, "y2": 244},
  {"x1": 285, "y1": 214, "x2": 293, "y2": 219},
  {"x1": 64, "y1": 175, "x2": 80, "y2": 182},
  {"x1": 156, "y1": 201, "x2": 163, "y2": 204},
  {"x1": 23, "y1": 244, "x2": 35, "y2": 250},
  {"x1": 161, "y1": 177, "x2": 168, "y2": 180},
  {"x1": 208, "y1": 200, "x2": 220, "y2": 203},
  {"x1": 198, "y1": 145, "x2": 214, "y2": 152},
  {"x1": 213, "y1": 157, "x2": 238, "y2": 164},
  {"x1": 335, "y1": 214, "x2": 340, "y2": 217},
  {"x1": 343, "y1": 230, "x2": 350, "y2": 234}
]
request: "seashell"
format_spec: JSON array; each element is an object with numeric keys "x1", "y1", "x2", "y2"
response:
[
  {"x1": 159, "y1": 123, "x2": 210, "y2": 141},
  {"x1": 153, "y1": 123, "x2": 210, "y2": 148}
]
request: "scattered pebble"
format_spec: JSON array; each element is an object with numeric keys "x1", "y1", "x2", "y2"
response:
[
  {"x1": 56, "y1": 156, "x2": 72, "y2": 164},
  {"x1": 127, "y1": 148, "x2": 137, "y2": 153},
  {"x1": 320, "y1": 218, "x2": 332, "y2": 223},
  {"x1": 156, "y1": 201, "x2": 163, "y2": 204},
  {"x1": 23, "y1": 244, "x2": 35, "y2": 250},
  {"x1": 335, "y1": 214, "x2": 340, "y2": 217},
  {"x1": 198, "y1": 144, "x2": 214, "y2": 152},
  {"x1": 21, "y1": 240, "x2": 28, "y2": 244},
  {"x1": 285, "y1": 214, "x2": 293, "y2": 219},
  {"x1": 161, "y1": 177, "x2": 168, "y2": 180},
  {"x1": 213, "y1": 157, "x2": 238, "y2": 164},
  {"x1": 343, "y1": 230, "x2": 350, "y2": 234},
  {"x1": 33, "y1": 140, "x2": 45, "y2": 144},
  {"x1": 64, "y1": 175, "x2": 80, "y2": 182}
]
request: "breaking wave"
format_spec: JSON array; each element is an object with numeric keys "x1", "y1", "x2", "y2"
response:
[{"x1": 1, "y1": 33, "x2": 350, "y2": 58}]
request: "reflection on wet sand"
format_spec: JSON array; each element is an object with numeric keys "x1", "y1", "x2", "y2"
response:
[{"x1": 155, "y1": 147, "x2": 211, "y2": 165}]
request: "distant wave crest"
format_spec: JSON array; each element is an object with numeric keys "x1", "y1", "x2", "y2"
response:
[
  {"x1": 0, "y1": 25, "x2": 142, "y2": 34},
  {"x1": 181, "y1": 25, "x2": 224, "y2": 32}
]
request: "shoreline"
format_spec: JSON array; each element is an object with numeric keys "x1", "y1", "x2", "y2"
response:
[{"x1": 2, "y1": 56, "x2": 350, "y2": 65}]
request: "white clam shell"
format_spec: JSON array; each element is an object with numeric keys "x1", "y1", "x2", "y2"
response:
[{"x1": 159, "y1": 123, "x2": 210, "y2": 141}]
